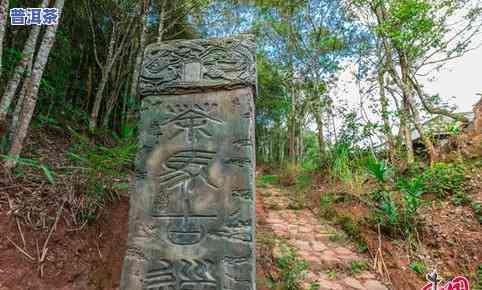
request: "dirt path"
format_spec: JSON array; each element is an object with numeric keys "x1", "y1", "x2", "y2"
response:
[{"x1": 258, "y1": 183, "x2": 390, "y2": 290}]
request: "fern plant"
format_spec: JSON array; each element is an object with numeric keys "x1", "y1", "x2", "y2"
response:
[
  {"x1": 366, "y1": 157, "x2": 392, "y2": 184},
  {"x1": 1, "y1": 155, "x2": 55, "y2": 184}
]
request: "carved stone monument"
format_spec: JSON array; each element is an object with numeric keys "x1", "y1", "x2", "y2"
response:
[{"x1": 121, "y1": 35, "x2": 256, "y2": 290}]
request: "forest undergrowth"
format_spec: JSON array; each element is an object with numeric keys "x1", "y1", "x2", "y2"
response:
[{"x1": 257, "y1": 141, "x2": 482, "y2": 290}]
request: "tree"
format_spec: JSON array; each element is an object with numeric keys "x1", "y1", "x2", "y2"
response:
[
  {"x1": 87, "y1": 0, "x2": 136, "y2": 130},
  {"x1": 254, "y1": 0, "x2": 363, "y2": 164},
  {"x1": 0, "y1": 0, "x2": 8, "y2": 81},
  {"x1": 129, "y1": 0, "x2": 150, "y2": 100},
  {"x1": 0, "y1": 0, "x2": 50, "y2": 136},
  {"x1": 6, "y1": 0, "x2": 66, "y2": 168},
  {"x1": 352, "y1": 0, "x2": 482, "y2": 164}
]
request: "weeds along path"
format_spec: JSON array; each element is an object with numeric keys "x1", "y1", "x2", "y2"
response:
[{"x1": 258, "y1": 181, "x2": 390, "y2": 290}]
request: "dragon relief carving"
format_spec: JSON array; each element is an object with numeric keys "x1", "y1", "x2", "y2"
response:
[{"x1": 139, "y1": 36, "x2": 256, "y2": 97}]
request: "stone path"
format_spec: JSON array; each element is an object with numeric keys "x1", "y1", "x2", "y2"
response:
[{"x1": 259, "y1": 183, "x2": 390, "y2": 290}]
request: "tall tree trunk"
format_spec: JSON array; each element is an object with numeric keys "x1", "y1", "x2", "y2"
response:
[
  {"x1": 378, "y1": 62, "x2": 395, "y2": 162},
  {"x1": 10, "y1": 83, "x2": 27, "y2": 136},
  {"x1": 313, "y1": 94, "x2": 325, "y2": 159},
  {"x1": 330, "y1": 109, "x2": 337, "y2": 144},
  {"x1": 6, "y1": 0, "x2": 65, "y2": 169},
  {"x1": 103, "y1": 55, "x2": 128, "y2": 127},
  {"x1": 399, "y1": 53, "x2": 438, "y2": 164},
  {"x1": 86, "y1": 66, "x2": 92, "y2": 110},
  {"x1": 157, "y1": 0, "x2": 166, "y2": 42},
  {"x1": 400, "y1": 97, "x2": 415, "y2": 164},
  {"x1": 89, "y1": 69, "x2": 110, "y2": 129},
  {"x1": 373, "y1": 4, "x2": 414, "y2": 164},
  {"x1": 89, "y1": 23, "x2": 117, "y2": 130},
  {"x1": 10, "y1": 59, "x2": 34, "y2": 138},
  {"x1": 288, "y1": 86, "x2": 297, "y2": 163},
  {"x1": 0, "y1": 0, "x2": 49, "y2": 132},
  {"x1": 0, "y1": 0, "x2": 9, "y2": 81},
  {"x1": 298, "y1": 122, "x2": 304, "y2": 162},
  {"x1": 88, "y1": 16, "x2": 134, "y2": 130},
  {"x1": 130, "y1": 0, "x2": 149, "y2": 98},
  {"x1": 316, "y1": 117, "x2": 324, "y2": 158}
]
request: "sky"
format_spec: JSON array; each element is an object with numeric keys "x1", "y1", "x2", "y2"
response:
[{"x1": 422, "y1": 33, "x2": 482, "y2": 113}]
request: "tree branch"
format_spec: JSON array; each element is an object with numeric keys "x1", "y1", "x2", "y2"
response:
[{"x1": 407, "y1": 74, "x2": 469, "y2": 123}]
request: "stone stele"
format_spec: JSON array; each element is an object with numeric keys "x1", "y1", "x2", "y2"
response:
[{"x1": 120, "y1": 35, "x2": 257, "y2": 290}]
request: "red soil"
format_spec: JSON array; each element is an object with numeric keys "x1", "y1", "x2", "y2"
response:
[{"x1": 0, "y1": 197, "x2": 129, "y2": 290}]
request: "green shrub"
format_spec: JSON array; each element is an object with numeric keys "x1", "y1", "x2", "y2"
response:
[
  {"x1": 67, "y1": 128, "x2": 136, "y2": 177},
  {"x1": 374, "y1": 186, "x2": 424, "y2": 236},
  {"x1": 319, "y1": 193, "x2": 336, "y2": 219},
  {"x1": 472, "y1": 202, "x2": 482, "y2": 224},
  {"x1": 330, "y1": 143, "x2": 352, "y2": 184},
  {"x1": 294, "y1": 174, "x2": 313, "y2": 192},
  {"x1": 375, "y1": 192, "x2": 401, "y2": 232},
  {"x1": 350, "y1": 261, "x2": 369, "y2": 274},
  {"x1": 1, "y1": 155, "x2": 55, "y2": 184},
  {"x1": 67, "y1": 128, "x2": 135, "y2": 223},
  {"x1": 398, "y1": 177, "x2": 425, "y2": 226},
  {"x1": 366, "y1": 158, "x2": 392, "y2": 184},
  {"x1": 475, "y1": 264, "x2": 482, "y2": 290},
  {"x1": 409, "y1": 261, "x2": 427, "y2": 275},
  {"x1": 356, "y1": 241, "x2": 369, "y2": 253},
  {"x1": 451, "y1": 192, "x2": 472, "y2": 206},
  {"x1": 271, "y1": 243, "x2": 309, "y2": 290},
  {"x1": 279, "y1": 163, "x2": 300, "y2": 187},
  {"x1": 257, "y1": 175, "x2": 279, "y2": 188},
  {"x1": 336, "y1": 215, "x2": 362, "y2": 241},
  {"x1": 421, "y1": 162, "x2": 466, "y2": 198},
  {"x1": 397, "y1": 176, "x2": 424, "y2": 197}
]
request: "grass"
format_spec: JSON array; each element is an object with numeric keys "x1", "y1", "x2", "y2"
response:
[
  {"x1": 319, "y1": 192, "x2": 337, "y2": 219},
  {"x1": 257, "y1": 175, "x2": 279, "y2": 188},
  {"x1": 66, "y1": 127, "x2": 136, "y2": 223},
  {"x1": 318, "y1": 193, "x2": 369, "y2": 252},
  {"x1": 421, "y1": 162, "x2": 466, "y2": 198},
  {"x1": 336, "y1": 215, "x2": 362, "y2": 241},
  {"x1": 1, "y1": 155, "x2": 56, "y2": 184},
  {"x1": 451, "y1": 191, "x2": 472, "y2": 206},
  {"x1": 257, "y1": 231, "x2": 278, "y2": 247},
  {"x1": 355, "y1": 241, "x2": 369, "y2": 253},
  {"x1": 349, "y1": 261, "x2": 369, "y2": 275},
  {"x1": 409, "y1": 261, "x2": 427, "y2": 276},
  {"x1": 294, "y1": 174, "x2": 314, "y2": 192},
  {"x1": 269, "y1": 242, "x2": 309, "y2": 290},
  {"x1": 475, "y1": 264, "x2": 482, "y2": 290},
  {"x1": 328, "y1": 232, "x2": 346, "y2": 243},
  {"x1": 327, "y1": 270, "x2": 338, "y2": 280},
  {"x1": 472, "y1": 202, "x2": 482, "y2": 224}
]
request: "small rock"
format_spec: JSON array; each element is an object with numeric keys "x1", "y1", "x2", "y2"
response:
[
  {"x1": 363, "y1": 280, "x2": 389, "y2": 290},
  {"x1": 312, "y1": 242, "x2": 328, "y2": 252},
  {"x1": 317, "y1": 278, "x2": 344, "y2": 290},
  {"x1": 319, "y1": 250, "x2": 341, "y2": 266},
  {"x1": 293, "y1": 240, "x2": 311, "y2": 251},
  {"x1": 357, "y1": 271, "x2": 375, "y2": 280},
  {"x1": 333, "y1": 247, "x2": 354, "y2": 256},
  {"x1": 343, "y1": 277, "x2": 365, "y2": 289}
]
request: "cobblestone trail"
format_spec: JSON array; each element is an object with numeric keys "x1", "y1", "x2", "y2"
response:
[{"x1": 259, "y1": 184, "x2": 390, "y2": 290}]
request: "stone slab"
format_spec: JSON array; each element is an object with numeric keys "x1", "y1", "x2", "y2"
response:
[{"x1": 121, "y1": 36, "x2": 256, "y2": 290}]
